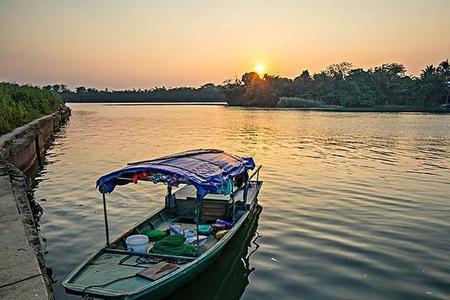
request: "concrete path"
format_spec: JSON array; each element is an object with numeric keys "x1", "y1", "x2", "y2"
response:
[{"x1": 0, "y1": 174, "x2": 49, "y2": 300}]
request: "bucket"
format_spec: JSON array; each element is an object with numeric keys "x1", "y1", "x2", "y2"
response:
[
  {"x1": 198, "y1": 224, "x2": 212, "y2": 235},
  {"x1": 125, "y1": 234, "x2": 149, "y2": 253}
]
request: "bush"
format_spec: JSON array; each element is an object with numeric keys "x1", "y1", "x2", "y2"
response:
[
  {"x1": 277, "y1": 97, "x2": 342, "y2": 109},
  {"x1": 0, "y1": 83, "x2": 64, "y2": 135}
]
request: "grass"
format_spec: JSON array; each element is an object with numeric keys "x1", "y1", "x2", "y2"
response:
[
  {"x1": 0, "y1": 83, "x2": 64, "y2": 135},
  {"x1": 276, "y1": 97, "x2": 444, "y2": 112},
  {"x1": 277, "y1": 97, "x2": 342, "y2": 109}
]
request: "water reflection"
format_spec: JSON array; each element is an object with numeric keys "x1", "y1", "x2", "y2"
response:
[
  {"x1": 166, "y1": 205, "x2": 262, "y2": 300},
  {"x1": 34, "y1": 105, "x2": 450, "y2": 300}
]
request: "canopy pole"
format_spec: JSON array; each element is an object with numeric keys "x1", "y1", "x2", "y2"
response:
[
  {"x1": 243, "y1": 181, "x2": 248, "y2": 210},
  {"x1": 196, "y1": 192, "x2": 201, "y2": 256},
  {"x1": 231, "y1": 194, "x2": 236, "y2": 223},
  {"x1": 166, "y1": 185, "x2": 172, "y2": 208},
  {"x1": 102, "y1": 193, "x2": 110, "y2": 246}
]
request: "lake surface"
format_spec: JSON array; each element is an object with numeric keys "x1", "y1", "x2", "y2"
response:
[{"x1": 34, "y1": 104, "x2": 450, "y2": 300}]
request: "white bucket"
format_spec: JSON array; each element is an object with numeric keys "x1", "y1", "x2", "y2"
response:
[{"x1": 125, "y1": 234, "x2": 149, "y2": 253}]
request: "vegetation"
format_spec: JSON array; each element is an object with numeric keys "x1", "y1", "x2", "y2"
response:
[
  {"x1": 1, "y1": 61, "x2": 446, "y2": 135},
  {"x1": 50, "y1": 84, "x2": 225, "y2": 103},
  {"x1": 221, "y1": 72, "x2": 278, "y2": 107},
  {"x1": 277, "y1": 97, "x2": 340, "y2": 109},
  {"x1": 222, "y1": 60, "x2": 450, "y2": 110},
  {"x1": 0, "y1": 83, "x2": 64, "y2": 135}
]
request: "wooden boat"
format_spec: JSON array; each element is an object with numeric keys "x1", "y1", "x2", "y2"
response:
[
  {"x1": 62, "y1": 149, "x2": 263, "y2": 299},
  {"x1": 168, "y1": 203, "x2": 262, "y2": 300}
]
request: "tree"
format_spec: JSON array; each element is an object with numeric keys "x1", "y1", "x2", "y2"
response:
[
  {"x1": 75, "y1": 86, "x2": 87, "y2": 93},
  {"x1": 263, "y1": 74, "x2": 294, "y2": 97},
  {"x1": 295, "y1": 70, "x2": 312, "y2": 81},
  {"x1": 325, "y1": 62, "x2": 353, "y2": 80},
  {"x1": 222, "y1": 72, "x2": 278, "y2": 107}
]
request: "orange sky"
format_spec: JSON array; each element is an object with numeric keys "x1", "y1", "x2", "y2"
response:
[{"x1": 1, "y1": 0, "x2": 449, "y2": 89}]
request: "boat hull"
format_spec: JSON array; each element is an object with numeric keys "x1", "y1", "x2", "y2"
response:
[
  {"x1": 63, "y1": 182, "x2": 263, "y2": 299},
  {"x1": 135, "y1": 204, "x2": 263, "y2": 300}
]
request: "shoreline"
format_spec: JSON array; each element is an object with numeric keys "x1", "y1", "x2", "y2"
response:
[
  {"x1": 264, "y1": 107, "x2": 449, "y2": 113},
  {"x1": 0, "y1": 107, "x2": 71, "y2": 300},
  {"x1": 67, "y1": 102, "x2": 449, "y2": 114},
  {"x1": 67, "y1": 101, "x2": 227, "y2": 106}
]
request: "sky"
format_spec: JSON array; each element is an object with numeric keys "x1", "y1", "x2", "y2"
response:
[{"x1": 1, "y1": 0, "x2": 449, "y2": 89}]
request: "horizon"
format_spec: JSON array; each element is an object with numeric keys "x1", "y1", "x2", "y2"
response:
[
  {"x1": 3, "y1": 59, "x2": 450, "y2": 91},
  {"x1": 1, "y1": 0, "x2": 449, "y2": 90}
]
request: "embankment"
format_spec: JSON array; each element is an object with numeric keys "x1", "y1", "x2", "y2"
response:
[{"x1": 0, "y1": 107, "x2": 70, "y2": 300}]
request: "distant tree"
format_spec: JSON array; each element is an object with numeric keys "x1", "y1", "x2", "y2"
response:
[
  {"x1": 295, "y1": 70, "x2": 312, "y2": 81},
  {"x1": 264, "y1": 74, "x2": 294, "y2": 97},
  {"x1": 325, "y1": 62, "x2": 353, "y2": 80},
  {"x1": 201, "y1": 83, "x2": 216, "y2": 88},
  {"x1": 57, "y1": 59, "x2": 449, "y2": 109},
  {"x1": 438, "y1": 59, "x2": 449, "y2": 76},
  {"x1": 293, "y1": 70, "x2": 313, "y2": 98},
  {"x1": 421, "y1": 65, "x2": 436, "y2": 78},
  {"x1": 222, "y1": 72, "x2": 278, "y2": 107},
  {"x1": 53, "y1": 84, "x2": 61, "y2": 93},
  {"x1": 75, "y1": 86, "x2": 87, "y2": 93},
  {"x1": 241, "y1": 72, "x2": 261, "y2": 87},
  {"x1": 415, "y1": 60, "x2": 449, "y2": 108}
]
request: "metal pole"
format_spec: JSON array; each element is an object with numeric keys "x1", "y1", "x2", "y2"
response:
[
  {"x1": 196, "y1": 192, "x2": 200, "y2": 256},
  {"x1": 166, "y1": 185, "x2": 172, "y2": 208},
  {"x1": 102, "y1": 193, "x2": 110, "y2": 246},
  {"x1": 243, "y1": 181, "x2": 248, "y2": 208},
  {"x1": 232, "y1": 194, "x2": 236, "y2": 223}
]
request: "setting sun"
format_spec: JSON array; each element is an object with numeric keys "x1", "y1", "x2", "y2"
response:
[{"x1": 254, "y1": 64, "x2": 265, "y2": 77}]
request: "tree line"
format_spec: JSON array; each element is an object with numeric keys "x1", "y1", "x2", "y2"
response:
[
  {"x1": 50, "y1": 84, "x2": 225, "y2": 103},
  {"x1": 43, "y1": 60, "x2": 449, "y2": 110},
  {"x1": 222, "y1": 60, "x2": 450, "y2": 109}
]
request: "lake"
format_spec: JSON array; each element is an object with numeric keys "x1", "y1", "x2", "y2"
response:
[{"x1": 34, "y1": 104, "x2": 450, "y2": 300}]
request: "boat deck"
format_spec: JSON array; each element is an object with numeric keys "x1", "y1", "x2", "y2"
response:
[
  {"x1": 151, "y1": 220, "x2": 219, "y2": 254},
  {"x1": 64, "y1": 182, "x2": 262, "y2": 298}
]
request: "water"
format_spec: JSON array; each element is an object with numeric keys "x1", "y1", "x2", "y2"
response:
[{"x1": 34, "y1": 104, "x2": 450, "y2": 300}]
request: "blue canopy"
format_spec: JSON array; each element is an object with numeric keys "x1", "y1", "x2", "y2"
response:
[{"x1": 96, "y1": 149, "x2": 255, "y2": 199}]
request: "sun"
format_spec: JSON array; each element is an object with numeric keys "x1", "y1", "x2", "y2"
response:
[{"x1": 254, "y1": 64, "x2": 265, "y2": 77}]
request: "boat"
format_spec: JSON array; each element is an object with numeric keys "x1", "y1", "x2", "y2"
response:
[
  {"x1": 442, "y1": 80, "x2": 450, "y2": 112},
  {"x1": 62, "y1": 149, "x2": 263, "y2": 299},
  {"x1": 168, "y1": 203, "x2": 262, "y2": 300}
]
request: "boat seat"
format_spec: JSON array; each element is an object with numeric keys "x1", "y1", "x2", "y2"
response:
[{"x1": 173, "y1": 185, "x2": 232, "y2": 220}]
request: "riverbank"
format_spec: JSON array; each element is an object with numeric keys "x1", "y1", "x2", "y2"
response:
[
  {"x1": 0, "y1": 83, "x2": 64, "y2": 135},
  {"x1": 272, "y1": 106, "x2": 449, "y2": 113},
  {"x1": 0, "y1": 107, "x2": 70, "y2": 300},
  {"x1": 36, "y1": 104, "x2": 450, "y2": 300},
  {"x1": 67, "y1": 100, "x2": 448, "y2": 113},
  {"x1": 274, "y1": 97, "x2": 448, "y2": 113}
]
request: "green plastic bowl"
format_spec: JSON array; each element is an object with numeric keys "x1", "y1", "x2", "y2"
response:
[{"x1": 198, "y1": 225, "x2": 212, "y2": 235}]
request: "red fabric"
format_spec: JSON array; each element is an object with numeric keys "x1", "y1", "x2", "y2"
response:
[{"x1": 132, "y1": 171, "x2": 149, "y2": 184}]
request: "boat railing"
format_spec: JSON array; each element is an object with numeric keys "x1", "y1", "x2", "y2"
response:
[
  {"x1": 229, "y1": 165, "x2": 262, "y2": 220},
  {"x1": 102, "y1": 166, "x2": 262, "y2": 248},
  {"x1": 231, "y1": 165, "x2": 262, "y2": 197}
]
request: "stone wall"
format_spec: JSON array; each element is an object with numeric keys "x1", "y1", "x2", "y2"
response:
[
  {"x1": 0, "y1": 107, "x2": 70, "y2": 300},
  {"x1": 0, "y1": 107, "x2": 70, "y2": 172}
]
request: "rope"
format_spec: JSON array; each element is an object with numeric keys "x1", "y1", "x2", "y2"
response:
[
  {"x1": 0, "y1": 273, "x2": 43, "y2": 289},
  {"x1": 81, "y1": 274, "x2": 136, "y2": 298}
]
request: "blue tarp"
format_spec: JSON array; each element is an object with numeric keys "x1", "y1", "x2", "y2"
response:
[{"x1": 96, "y1": 149, "x2": 255, "y2": 199}]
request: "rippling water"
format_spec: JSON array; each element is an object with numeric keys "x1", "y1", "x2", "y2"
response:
[{"x1": 34, "y1": 104, "x2": 450, "y2": 299}]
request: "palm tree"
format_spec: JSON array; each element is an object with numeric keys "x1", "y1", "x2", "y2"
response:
[
  {"x1": 420, "y1": 65, "x2": 435, "y2": 79},
  {"x1": 438, "y1": 60, "x2": 449, "y2": 76}
]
